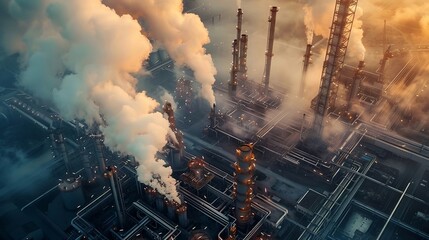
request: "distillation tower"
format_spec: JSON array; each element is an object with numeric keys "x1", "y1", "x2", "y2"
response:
[{"x1": 233, "y1": 144, "x2": 256, "y2": 226}]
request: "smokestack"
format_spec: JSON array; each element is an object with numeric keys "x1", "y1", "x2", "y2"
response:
[
  {"x1": 209, "y1": 103, "x2": 217, "y2": 128},
  {"x1": 156, "y1": 193, "x2": 166, "y2": 212},
  {"x1": 166, "y1": 200, "x2": 178, "y2": 220},
  {"x1": 300, "y1": 44, "x2": 312, "y2": 97},
  {"x1": 144, "y1": 186, "x2": 157, "y2": 206},
  {"x1": 233, "y1": 144, "x2": 256, "y2": 226},
  {"x1": 262, "y1": 6, "x2": 278, "y2": 95},
  {"x1": 82, "y1": 152, "x2": 96, "y2": 183},
  {"x1": 348, "y1": 60, "x2": 365, "y2": 110},
  {"x1": 229, "y1": 39, "x2": 239, "y2": 94},
  {"x1": 52, "y1": 132, "x2": 71, "y2": 172},
  {"x1": 58, "y1": 175, "x2": 85, "y2": 211},
  {"x1": 236, "y1": 9, "x2": 243, "y2": 50},
  {"x1": 104, "y1": 166, "x2": 126, "y2": 228},
  {"x1": 176, "y1": 204, "x2": 188, "y2": 227},
  {"x1": 94, "y1": 136, "x2": 107, "y2": 175},
  {"x1": 163, "y1": 101, "x2": 184, "y2": 170},
  {"x1": 238, "y1": 34, "x2": 248, "y2": 82}
]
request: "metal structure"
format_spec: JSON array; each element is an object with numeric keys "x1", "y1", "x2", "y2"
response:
[
  {"x1": 104, "y1": 166, "x2": 126, "y2": 228},
  {"x1": 377, "y1": 45, "x2": 392, "y2": 84},
  {"x1": 236, "y1": 8, "x2": 243, "y2": 52},
  {"x1": 312, "y1": 0, "x2": 359, "y2": 136},
  {"x1": 262, "y1": 6, "x2": 278, "y2": 95},
  {"x1": 58, "y1": 175, "x2": 85, "y2": 211},
  {"x1": 209, "y1": 103, "x2": 217, "y2": 128},
  {"x1": 347, "y1": 60, "x2": 365, "y2": 110},
  {"x1": 300, "y1": 44, "x2": 313, "y2": 97},
  {"x1": 233, "y1": 144, "x2": 256, "y2": 226},
  {"x1": 229, "y1": 39, "x2": 239, "y2": 94},
  {"x1": 238, "y1": 34, "x2": 248, "y2": 81}
]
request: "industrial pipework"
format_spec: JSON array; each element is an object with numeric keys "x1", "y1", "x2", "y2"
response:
[
  {"x1": 262, "y1": 6, "x2": 278, "y2": 95},
  {"x1": 233, "y1": 143, "x2": 256, "y2": 226}
]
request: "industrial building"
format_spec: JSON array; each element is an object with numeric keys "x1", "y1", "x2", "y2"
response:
[{"x1": 0, "y1": 0, "x2": 429, "y2": 240}]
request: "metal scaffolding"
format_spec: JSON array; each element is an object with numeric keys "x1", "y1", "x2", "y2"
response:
[{"x1": 313, "y1": 0, "x2": 359, "y2": 136}]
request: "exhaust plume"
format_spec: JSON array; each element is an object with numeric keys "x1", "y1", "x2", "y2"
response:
[
  {"x1": 236, "y1": 0, "x2": 242, "y2": 8},
  {"x1": 103, "y1": 0, "x2": 217, "y2": 106},
  {"x1": 348, "y1": 7, "x2": 366, "y2": 61},
  {"x1": 302, "y1": 4, "x2": 314, "y2": 44},
  {"x1": 1, "y1": 0, "x2": 181, "y2": 202}
]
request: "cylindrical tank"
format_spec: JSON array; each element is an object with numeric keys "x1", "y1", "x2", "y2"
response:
[
  {"x1": 177, "y1": 203, "x2": 188, "y2": 227},
  {"x1": 58, "y1": 175, "x2": 85, "y2": 210}
]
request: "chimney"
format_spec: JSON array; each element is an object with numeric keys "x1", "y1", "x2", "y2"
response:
[
  {"x1": 348, "y1": 60, "x2": 365, "y2": 110},
  {"x1": 94, "y1": 136, "x2": 106, "y2": 175},
  {"x1": 262, "y1": 6, "x2": 278, "y2": 95},
  {"x1": 238, "y1": 34, "x2": 248, "y2": 82},
  {"x1": 300, "y1": 44, "x2": 312, "y2": 97},
  {"x1": 176, "y1": 204, "x2": 188, "y2": 227},
  {"x1": 155, "y1": 193, "x2": 166, "y2": 212},
  {"x1": 209, "y1": 103, "x2": 216, "y2": 128},
  {"x1": 229, "y1": 39, "x2": 239, "y2": 94},
  {"x1": 236, "y1": 9, "x2": 243, "y2": 47},
  {"x1": 104, "y1": 166, "x2": 126, "y2": 228}
]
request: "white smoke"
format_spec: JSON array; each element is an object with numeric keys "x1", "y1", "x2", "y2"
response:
[
  {"x1": 236, "y1": 0, "x2": 242, "y2": 8},
  {"x1": 103, "y1": 0, "x2": 217, "y2": 106},
  {"x1": 1, "y1": 0, "x2": 181, "y2": 202},
  {"x1": 302, "y1": 4, "x2": 314, "y2": 44},
  {"x1": 348, "y1": 7, "x2": 366, "y2": 61}
]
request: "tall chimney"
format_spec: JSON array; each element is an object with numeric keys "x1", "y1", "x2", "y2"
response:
[
  {"x1": 209, "y1": 103, "x2": 216, "y2": 128},
  {"x1": 94, "y1": 136, "x2": 106, "y2": 175},
  {"x1": 233, "y1": 144, "x2": 256, "y2": 227},
  {"x1": 104, "y1": 166, "x2": 126, "y2": 228},
  {"x1": 176, "y1": 204, "x2": 188, "y2": 227},
  {"x1": 300, "y1": 44, "x2": 312, "y2": 97},
  {"x1": 348, "y1": 60, "x2": 365, "y2": 110},
  {"x1": 262, "y1": 6, "x2": 278, "y2": 95},
  {"x1": 236, "y1": 8, "x2": 243, "y2": 56},
  {"x1": 229, "y1": 39, "x2": 239, "y2": 94},
  {"x1": 238, "y1": 34, "x2": 248, "y2": 82},
  {"x1": 163, "y1": 101, "x2": 184, "y2": 151}
]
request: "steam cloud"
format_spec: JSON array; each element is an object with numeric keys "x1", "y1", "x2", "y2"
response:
[
  {"x1": 302, "y1": 4, "x2": 314, "y2": 44},
  {"x1": 348, "y1": 7, "x2": 366, "y2": 61},
  {"x1": 103, "y1": 0, "x2": 217, "y2": 106},
  {"x1": 0, "y1": 0, "x2": 182, "y2": 202}
]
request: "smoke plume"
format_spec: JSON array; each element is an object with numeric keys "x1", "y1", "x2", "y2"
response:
[
  {"x1": 348, "y1": 7, "x2": 366, "y2": 61},
  {"x1": 236, "y1": 0, "x2": 242, "y2": 9},
  {"x1": 103, "y1": 0, "x2": 217, "y2": 106},
  {"x1": 1, "y1": 0, "x2": 181, "y2": 202},
  {"x1": 302, "y1": 4, "x2": 314, "y2": 44}
]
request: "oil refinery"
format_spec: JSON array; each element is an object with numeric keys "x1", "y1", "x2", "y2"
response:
[{"x1": 0, "y1": 0, "x2": 429, "y2": 239}]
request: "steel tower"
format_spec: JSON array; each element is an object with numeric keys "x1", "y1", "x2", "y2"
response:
[{"x1": 313, "y1": 0, "x2": 359, "y2": 136}]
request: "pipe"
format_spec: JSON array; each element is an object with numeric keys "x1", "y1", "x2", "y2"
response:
[
  {"x1": 104, "y1": 166, "x2": 126, "y2": 228},
  {"x1": 348, "y1": 60, "x2": 365, "y2": 110},
  {"x1": 262, "y1": 6, "x2": 278, "y2": 95}
]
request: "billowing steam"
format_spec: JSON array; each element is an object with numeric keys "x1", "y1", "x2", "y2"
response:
[
  {"x1": 302, "y1": 4, "x2": 314, "y2": 44},
  {"x1": 103, "y1": 0, "x2": 217, "y2": 106},
  {"x1": 348, "y1": 7, "x2": 366, "y2": 61},
  {"x1": 236, "y1": 0, "x2": 242, "y2": 8},
  {"x1": 1, "y1": 0, "x2": 181, "y2": 202}
]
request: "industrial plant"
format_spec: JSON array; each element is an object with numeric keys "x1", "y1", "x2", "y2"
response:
[{"x1": 0, "y1": 0, "x2": 428, "y2": 240}]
